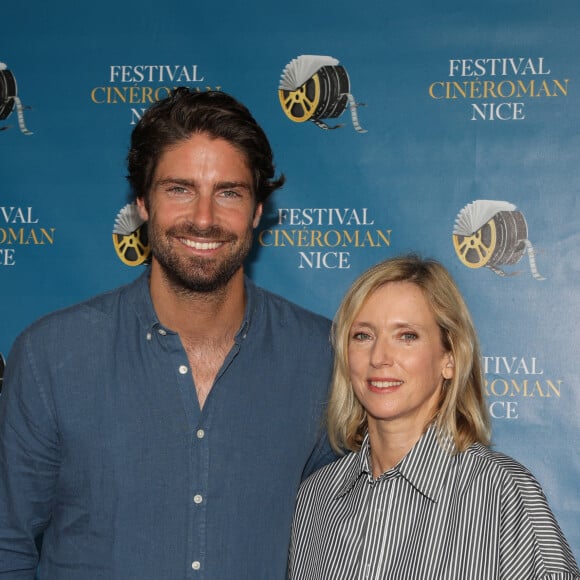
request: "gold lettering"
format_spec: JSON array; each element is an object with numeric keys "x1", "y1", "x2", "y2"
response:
[
  {"x1": 0, "y1": 227, "x2": 55, "y2": 245},
  {"x1": 429, "y1": 79, "x2": 570, "y2": 100},
  {"x1": 484, "y1": 378, "x2": 562, "y2": 398},
  {"x1": 544, "y1": 380, "x2": 561, "y2": 397},
  {"x1": 257, "y1": 229, "x2": 392, "y2": 248}
]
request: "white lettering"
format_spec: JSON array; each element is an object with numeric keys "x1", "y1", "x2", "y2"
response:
[
  {"x1": 298, "y1": 251, "x2": 351, "y2": 269},
  {"x1": 0, "y1": 207, "x2": 39, "y2": 224},
  {"x1": 471, "y1": 102, "x2": 525, "y2": 120},
  {"x1": 277, "y1": 208, "x2": 375, "y2": 226},
  {"x1": 489, "y1": 401, "x2": 519, "y2": 419},
  {"x1": 449, "y1": 57, "x2": 551, "y2": 77},
  {"x1": 109, "y1": 65, "x2": 204, "y2": 84},
  {"x1": 0, "y1": 248, "x2": 16, "y2": 266},
  {"x1": 483, "y1": 356, "x2": 544, "y2": 375}
]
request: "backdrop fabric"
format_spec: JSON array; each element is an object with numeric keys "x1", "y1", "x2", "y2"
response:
[{"x1": 1, "y1": 0, "x2": 579, "y2": 562}]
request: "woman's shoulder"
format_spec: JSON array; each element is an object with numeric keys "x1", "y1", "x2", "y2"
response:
[
  {"x1": 462, "y1": 444, "x2": 580, "y2": 576},
  {"x1": 461, "y1": 442, "x2": 545, "y2": 497}
]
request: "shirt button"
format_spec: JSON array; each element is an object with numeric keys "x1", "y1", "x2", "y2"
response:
[
  {"x1": 191, "y1": 561, "x2": 201, "y2": 570},
  {"x1": 158, "y1": 328, "x2": 167, "y2": 336},
  {"x1": 197, "y1": 429, "x2": 205, "y2": 439},
  {"x1": 179, "y1": 365, "x2": 188, "y2": 374},
  {"x1": 194, "y1": 494, "x2": 203, "y2": 504}
]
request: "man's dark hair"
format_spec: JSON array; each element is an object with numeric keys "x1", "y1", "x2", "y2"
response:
[{"x1": 127, "y1": 88, "x2": 285, "y2": 206}]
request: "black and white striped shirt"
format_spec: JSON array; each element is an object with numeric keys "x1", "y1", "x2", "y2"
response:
[{"x1": 289, "y1": 426, "x2": 579, "y2": 579}]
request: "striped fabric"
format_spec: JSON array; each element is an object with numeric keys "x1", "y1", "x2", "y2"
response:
[{"x1": 289, "y1": 426, "x2": 579, "y2": 579}]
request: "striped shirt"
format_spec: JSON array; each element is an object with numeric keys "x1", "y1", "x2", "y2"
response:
[{"x1": 289, "y1": 426, "x2": 579, "y2": 580}]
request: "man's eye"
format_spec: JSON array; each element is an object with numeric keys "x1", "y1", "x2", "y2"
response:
[
  {"x1": 221, "y1": 190, "x2": 241, "y2": 198},
  {"x1": 168, "y1": 186, "x2": 189, "y2": 194}
]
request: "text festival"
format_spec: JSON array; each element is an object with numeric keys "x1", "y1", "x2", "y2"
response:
[
  {"x1": 90, "y1": 65, "x2": 221, "y2": 124},
  {"x1": 483, "y1": 356, "x2": 563, "y2": 420},
  {"x1": 0, "y1": 207, "x2": 54, "y2": 266},
  {"x1": 259, "y1": 208, "x2": 391, "y2": 270},
  {"x1": 429, "y1": 57, "x2": 569, "y2": 120}
]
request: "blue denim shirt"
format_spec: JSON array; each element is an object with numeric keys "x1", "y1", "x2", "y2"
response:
[{"x1": 0, "y1": 271, "x2": 334, "y2": 580}]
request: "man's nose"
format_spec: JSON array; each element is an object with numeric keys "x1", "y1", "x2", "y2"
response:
[{"x1": 190, "y1": 194, "x2": 215, "y2": 229}]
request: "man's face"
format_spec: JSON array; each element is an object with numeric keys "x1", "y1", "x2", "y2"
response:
[{"x1": 137, "y1": 132, "x2": 262, "y2": 293}]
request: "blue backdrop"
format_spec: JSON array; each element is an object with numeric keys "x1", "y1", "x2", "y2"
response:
[{"x1": 2, "y1": 0, "x2": 579, "y2": 560}]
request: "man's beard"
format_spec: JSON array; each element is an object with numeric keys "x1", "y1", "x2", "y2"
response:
[{"x1": 147, "y1": 222, "x2": 253, "y2": 294}]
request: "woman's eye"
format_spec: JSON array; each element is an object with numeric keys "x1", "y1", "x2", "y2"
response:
[
  {"x1": 352, "y1": 331, "x2": 371, "y2": 341},
  {"x1": 400, "y1": 332, "x2": 418, "y2": 342}
]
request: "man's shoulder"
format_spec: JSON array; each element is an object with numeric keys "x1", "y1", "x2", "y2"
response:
[
  {"x1": 252, "y1": 283, "x2": 332, "y2": 333},
  {"x1": 14, "y1": 275, "x2": 144, "y2": 346}
]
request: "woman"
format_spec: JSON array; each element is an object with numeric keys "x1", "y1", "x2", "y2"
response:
[{"x1": 289, "y1": 256, "x2": 579, "y2": 579}]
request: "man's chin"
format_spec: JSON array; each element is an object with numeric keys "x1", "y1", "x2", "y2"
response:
[{"x1": 164, "y1": 265, "x2": 240, "y2": 294}]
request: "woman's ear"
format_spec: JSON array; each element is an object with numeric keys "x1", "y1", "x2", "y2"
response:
[{"x1": 442, "y1": 353, "x2": 455, "y2": 380}]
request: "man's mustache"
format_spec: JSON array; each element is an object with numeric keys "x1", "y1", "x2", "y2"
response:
[{"x1": 165, "y1": 224, "x2": 236, "y2": 242}]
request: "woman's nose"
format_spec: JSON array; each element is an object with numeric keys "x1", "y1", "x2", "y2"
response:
[{"x1": 370, "y1": 337, "x2": 394, "y2": 368}]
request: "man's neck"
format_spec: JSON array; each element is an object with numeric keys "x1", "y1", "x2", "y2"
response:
[{"x1": 148, "y1": 264, "x2": 247, "y2": 344}]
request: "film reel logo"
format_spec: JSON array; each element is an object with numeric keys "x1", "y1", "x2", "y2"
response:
[
  {"x1": 112, "y1": 203, "x2": 150, "y2": 267},
  {"x1": 278, "y1": 55, "x2": 366, "y2": 133},
  {"x1": 453, "y1": 200, "x2": 545, "y2": 280},
  {"x1": 0, "y1": 62, "x2": 33, "y2": 135}
]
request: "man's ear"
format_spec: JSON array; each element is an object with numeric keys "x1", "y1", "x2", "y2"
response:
[
  {"x1": 252, "y1": 202, "x2": 263, "y2": 229},
  {"x1": 442, "y1": 353, "x2": 455, "y2": 380},
  {"x1": 136, "y1": 197, "x2": 149, "y2": 222}
]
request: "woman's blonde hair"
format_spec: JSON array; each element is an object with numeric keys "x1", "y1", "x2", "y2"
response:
[{"x1": 327, "y1": 255, "x2": 491, "y2": 453}]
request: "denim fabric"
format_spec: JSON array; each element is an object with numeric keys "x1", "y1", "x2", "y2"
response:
[{"x1": 0, "y1": 271, "x2": 334, "y2": 579}]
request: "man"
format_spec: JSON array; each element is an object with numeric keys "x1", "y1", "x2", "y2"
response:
[{"x1": 0, "y1": 89, "x2": 334, "y2": 579}]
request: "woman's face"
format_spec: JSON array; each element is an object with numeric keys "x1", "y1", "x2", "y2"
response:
[{"x1": 348, "y1": 281, "x2": 454, "y2": 435}]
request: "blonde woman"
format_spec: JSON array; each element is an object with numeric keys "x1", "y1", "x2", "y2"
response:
[{"x1": 289, "y1": 255, "x2": 579, "y2": 579}]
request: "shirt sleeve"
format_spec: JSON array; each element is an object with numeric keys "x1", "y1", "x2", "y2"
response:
[
  {"x1": 0, "y1": 331, "x2": 61, "y2": 578},
  {"x1": 301, "y1": 430, "x2": 339, "y2": 481},
  {"x1": 288, "y1": 479, "x2": 314, "y2": 580},
  {"x1": 498, "y1": 464, "x2": 580, "y2": 579}
]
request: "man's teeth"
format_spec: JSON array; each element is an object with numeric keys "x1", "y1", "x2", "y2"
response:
[{"x1": 180, "y1": 239, "x2": 222, "y2": 250}]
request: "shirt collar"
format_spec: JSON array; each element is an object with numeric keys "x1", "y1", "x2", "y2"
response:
[
  {"x1": 237, "y1": 276, "x2": 258, "y2": 341},
  {"x1": 129, "y1": 268, "x2": 258, "y2": 340},
  {"x1": 334, "y1": 424, "x2": 456, "y2": 502},
  {"x1": 128, "y1": 269, "x2": 159, "y2": 332},
  {"x1": 396, "y1": 424, "x2": 455, "y2": 501},
  {"x1": 334, "y1": 442, "x2": 371, "y2": 499}
]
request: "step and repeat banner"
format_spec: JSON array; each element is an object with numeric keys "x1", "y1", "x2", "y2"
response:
[{"x1": 2, "y1": 0, "x2": 579, "y2": 560}]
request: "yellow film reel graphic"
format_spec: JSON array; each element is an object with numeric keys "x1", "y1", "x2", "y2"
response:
[
  {"x1": 112, "y1": 203, "x2": 150, "y2": 267},
  {"x1": 453, "y1": 201, "x2": 545, "y2": 280},
  {"x1": 278, "y1": 55, "x2": 366, "y2": 133},
  {"x1": 453, "y1": 217, "x2": 497, "y2": 269},
  {"x1": 278, "y1": 72, "x2": 322, "y2": 123},
  {"x1": 112, "y1": 227, "x2": 150, "y2": 266}
]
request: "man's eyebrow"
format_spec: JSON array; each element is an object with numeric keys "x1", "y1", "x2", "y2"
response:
[
  {"x1": 153, "y1": 177, "x2": 253, "y2": 191},
  {"x1": 154, "y1": 177, "x2": 195, "y2": 187},
  {"x1": 215, "y1": 180, "x2": 253, "y2": 191}
]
